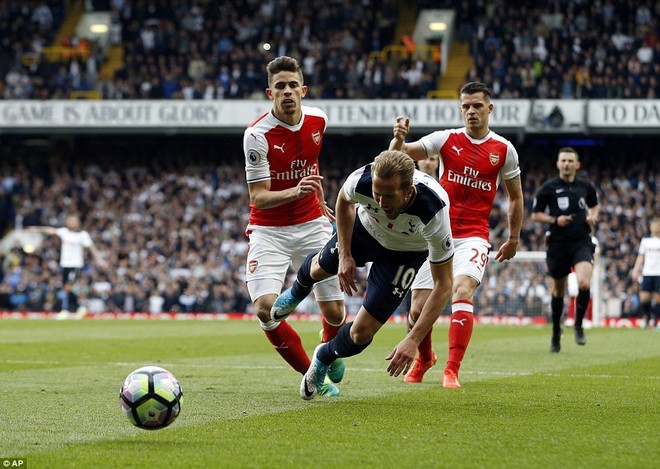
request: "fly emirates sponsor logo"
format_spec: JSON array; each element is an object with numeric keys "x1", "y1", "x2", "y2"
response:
[
  {"x1": 271, "y1": 160, "x2": 318, "y2": 181},
  {"x1": 446, "y1": 166, "x2": 492, "y2": 191}
]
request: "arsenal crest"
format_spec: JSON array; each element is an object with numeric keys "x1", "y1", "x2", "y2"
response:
[
  {"x1": 312, "y1": 130, "x2": 321, "y2": 145},
  {"x1": 489, "y1": 153, "x2": 500, "y2": 165},
  {"x1": 248, "y1": 259, "x2": 258, "y2": 273}
]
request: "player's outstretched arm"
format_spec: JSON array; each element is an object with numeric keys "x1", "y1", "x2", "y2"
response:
[
  {"x1": 88, "y1": 243, "x2": 109, "y2": 270},
  {"x1": 334, "y1": 191, "x2": 358, "y2": 296},
  {"x1": 25, "y1": 226, "x2": 58, "y2": 235},
  {"x1": 386, "y1": 258, "x2": 453, "y2": 377}
]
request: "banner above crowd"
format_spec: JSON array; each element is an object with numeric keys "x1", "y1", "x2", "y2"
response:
[{"x1": 0, "y1": 99, "x2": 658, "y2": 134}]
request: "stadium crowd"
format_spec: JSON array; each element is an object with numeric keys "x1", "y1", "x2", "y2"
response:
[
  {"x1": 0, "y1": 1, "x2": 657, "y2": 319},
  {"x1": 0, "y1": 137, "x2": 657, "y2": 319},
  {"x1": 463, "y1": 0, "x2": 660, "y2": 99},
  {"x1": 1, "y1": 0, "x2": 658, "y2": 100}
]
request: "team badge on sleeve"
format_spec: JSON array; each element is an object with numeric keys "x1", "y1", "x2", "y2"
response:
[
  {"x1": 248, "y1": 150, "x2": 261, "y2": 165},
  {"x1": 443, "y1": 233, "x2": 453, "y2": 250}
]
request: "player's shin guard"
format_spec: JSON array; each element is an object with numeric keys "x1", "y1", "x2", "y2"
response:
[
  {"x1": 261, "y1": 319, "x2": 310, "y2": 374},
  {"x1": 446, "y1": 301, "x2": 474, "y2": 374},
  {"x1": 320, "y1": 321, "x2": 371, "y2": 363},
  {"x1": 408, "y1": 314, "x2": 434, "y2": 362}
]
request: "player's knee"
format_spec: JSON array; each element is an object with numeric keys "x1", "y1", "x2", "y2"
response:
[
  {"x1": 577, "y1": 279, "x2": 591, "y2": 291},
  {"x1": 452, "y1": 277, "x2": 477, "y2": 301},
  {"x1": 452, "y1": 285, "x2": 473, "y2": 302},
  {"x1": 255, "y1": 308, "x2": 272, "y2": 323},
  {"x1": 254, "y1": 299, "x2": 274, "y2": 323},
  {"x1": 320, "y1": 301, "x2": 345, "y2": 325},
  {"x1": 408, "y1": 306, "x2": 422, "y2": 322}
]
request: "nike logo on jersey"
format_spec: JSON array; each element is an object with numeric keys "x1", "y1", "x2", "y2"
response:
[
  {"x1": 451, "y1": 318, "x2": 467, "y2": 326},
  {"x1": 452, "y1": 146, "x2": 463, "y2": 155},
  {"x1": 555, "y1": 188, "x2": 565, "y2": 193},
  {"x1": 274, "y1": 143, "x2": 286, "y2": 153}
]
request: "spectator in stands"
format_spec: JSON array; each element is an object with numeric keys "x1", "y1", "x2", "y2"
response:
[
  {"x1": 1, "y1": 0, "x2": 659, "y2": 101},
  {"x1": 0, "y1": 136, "x2": 657, "y2": 322},
  {"x1": 464, "y1": 0, "x2": 659, "y2": 100}
]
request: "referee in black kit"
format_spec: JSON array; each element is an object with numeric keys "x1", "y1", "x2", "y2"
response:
[{"x1": 532, "y1": 147, "x2": 599, "y2": 353}]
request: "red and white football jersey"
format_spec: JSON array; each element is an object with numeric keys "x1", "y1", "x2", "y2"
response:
[
  {"x1": 244, "y1": 105, "x2": 326, "y2": 227},
  {"x1": 419, "y1": 128, "x2": 520, "y2": 241}
]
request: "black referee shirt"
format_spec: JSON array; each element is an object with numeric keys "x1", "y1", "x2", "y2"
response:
[{"x1": 532, "y1": 176, "x2": 598, "y2": 243}]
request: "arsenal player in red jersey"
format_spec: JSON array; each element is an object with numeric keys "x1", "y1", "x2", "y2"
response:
[
  {"x1": 243, "y1": 56, "x2": 345, "y2": 395},
  {"x1": 390, "y1": 82, "x2": 524, "y2": 388}
]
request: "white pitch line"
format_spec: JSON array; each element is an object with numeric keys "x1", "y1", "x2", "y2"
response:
[
  {"x1": 3, "y1": 361, "x2": 659, "y2": 380},
  {"x1": 1, "y1": 359, "x2": 65, "y2": 365}
]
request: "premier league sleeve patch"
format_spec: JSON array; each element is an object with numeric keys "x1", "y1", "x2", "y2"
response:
[
  {"x1": 443, "y1": 233, "x2": 453, "y2": 251},
  {"x1": 247, "y1": 149, "x2": 261, "y2": 165}
]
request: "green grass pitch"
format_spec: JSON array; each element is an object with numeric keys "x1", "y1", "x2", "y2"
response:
[{"x1": 1, "y1": 319, "x2": 658, "y2": 468}]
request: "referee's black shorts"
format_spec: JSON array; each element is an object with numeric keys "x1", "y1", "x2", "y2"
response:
[{"x1": 546, "y1": 238, "x2": 596, "y2": 279}]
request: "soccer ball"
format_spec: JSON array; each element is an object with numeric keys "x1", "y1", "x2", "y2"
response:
[{"x1": 119, "y1": 366, "x2": 183, "y2": 430}]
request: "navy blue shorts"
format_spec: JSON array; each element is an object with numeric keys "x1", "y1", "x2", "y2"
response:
[
  {"x1": 62, "y1": 267, "x2": 82, "y2": 284},
  {"x1": 317, "y1": 217, "x2": 428, "y2": 323},
  {"x1": 546, "y1": 238, "x2": 595, "y2": 279},
  {"x1": 640, "y1": 276, "x2": 660, "y2": 294}
]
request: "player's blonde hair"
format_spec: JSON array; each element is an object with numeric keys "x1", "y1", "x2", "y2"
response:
[{"x1": 372, "y1": 150, "x2": 415, "y2": 189}]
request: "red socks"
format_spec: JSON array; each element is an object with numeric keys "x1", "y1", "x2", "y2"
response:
[
  {"x1": 321, "y1": 314, "x2": 346, "y2": 343},
  {"x1": 263, "y1": 320, "x2": 310, "y2": 375},
  {"x1": 446, "y1": 300, "x2": 474, "y2": 374},
  {"x1": 264, "y1": 311, "x2": 346, "y2": 375}
]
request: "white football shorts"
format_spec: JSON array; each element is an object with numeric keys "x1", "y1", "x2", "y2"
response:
[
  {"x1": 411, "y1": 237, "x2": 491, "y2": 290},
  {"x1": 245, "y1": 217, "x2": 343, "y2": 302}
]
